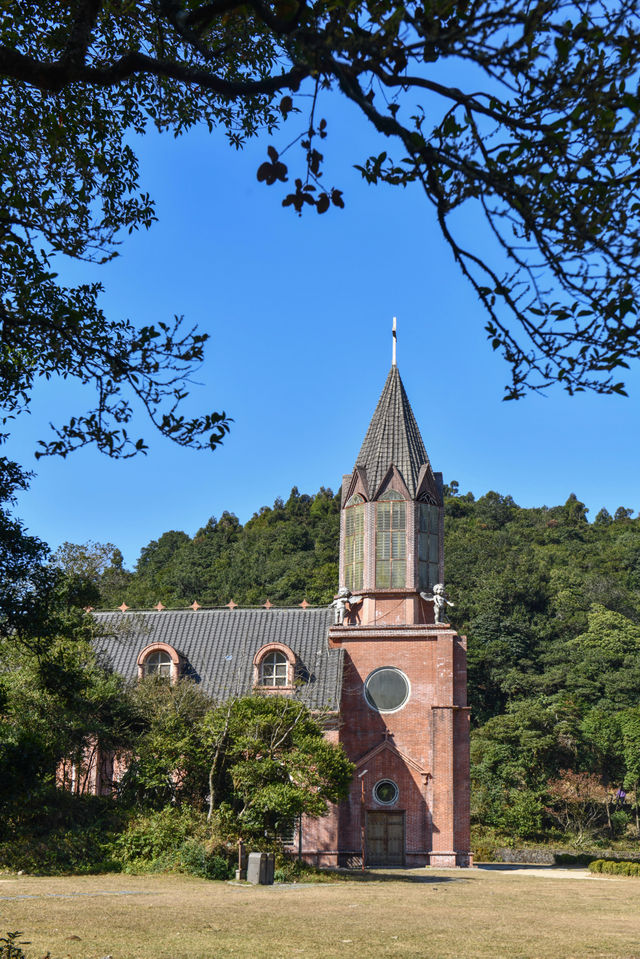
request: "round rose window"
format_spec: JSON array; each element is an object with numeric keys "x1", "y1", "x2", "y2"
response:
[
  {"x1": 364, "y1": 667, "x2": 410, "y2": 712},
  {"x1": 374, "y1": 779, "x2": 399, "y2": 805}
]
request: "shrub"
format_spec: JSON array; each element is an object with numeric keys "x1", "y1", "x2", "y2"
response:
[
  {"x1": 0, "y1": 791, "x2": 123, "y2": 875},
  {"x1": 610, "y1": 809, "x2": 631, "y2": 838},
  {"x1": 271, "y1": 857, "x2": 344, "y2": 883},
  {"x1": 112, "y1": 807, "x2": 234, "y2": 880},
  {"x1": 589, "y1": 859, "x2": 640, "y2": 876},
  {"x1": 176, "y1": 839, "x2": 234, "y2": 880},
  {"x1": 500, "y1": 792, "x2": 545, "y2": 838},
  {"x1": 471, "y1": 844, "x2": 496, "y2": 863}
]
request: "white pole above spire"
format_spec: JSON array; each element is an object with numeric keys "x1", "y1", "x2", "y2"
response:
[{"x1": 392, "y1": 316, "x2": 397, "y2": 367}]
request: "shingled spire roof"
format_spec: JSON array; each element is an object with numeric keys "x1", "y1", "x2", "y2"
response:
[{"x1": 354, "y1": 366, "x2": 430, "y2": 500}]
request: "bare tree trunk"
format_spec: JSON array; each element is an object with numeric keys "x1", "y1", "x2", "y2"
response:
[
  {"x1": 208, "y1": 703, "x2": 233, "y2": 821},
  {"x1": 81, "y1": 743, "x2": 97, "y2": 794},
  {"x1": 605, "y1": 796, "x2": 612, "y2": 835}
]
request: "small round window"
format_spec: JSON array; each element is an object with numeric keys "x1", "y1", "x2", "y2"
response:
[
  {"x1": 364, "y1": 667, "x2": 410, "y2": 712},
  {"x1": 374, "y1": 779, "x2": 399, "y2": 805}
]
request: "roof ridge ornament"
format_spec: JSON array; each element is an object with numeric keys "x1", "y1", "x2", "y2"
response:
[{"x1": 392, "y1": 315, "x2": 397, "y2": 367}]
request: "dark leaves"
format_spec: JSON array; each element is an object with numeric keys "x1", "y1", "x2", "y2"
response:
[
  {"x1": 282, "y1": 178, "x2": 315, "y2": 214},
  {"x1": 279, "y1": 95, "x2": 294, "y2": 118},
  {"x1": 256, "y1": 145, "x2": 288, "y2": 185},
  {"x1": 316, "y1": 192, "x2": 330, "y2": 214}
]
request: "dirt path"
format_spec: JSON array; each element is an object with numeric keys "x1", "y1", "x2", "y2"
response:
[{"x1": 474, "y1": 864, "x2": 611, "y2": 879}]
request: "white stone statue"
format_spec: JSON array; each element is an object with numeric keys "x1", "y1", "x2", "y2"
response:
[
  {"x1": 329, "y1": 586, "x2": 361, "y2": 625},
  {"x1": 420, "y1": 583, "x2": 454, "y2": 625}
]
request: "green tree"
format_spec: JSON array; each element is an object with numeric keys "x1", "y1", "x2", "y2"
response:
[
  {"x1": 203, "y1": 695, "x2": 354, "y2": 840},
  {"x1": 52, "y1": 540, "x2": 133, "y2": 610},
  {"x1": 117, "y1": 676, "x2": 212, "y2": 809},
  {"x1": 0, "y1": 462, "x2": 54, "y2": 647},
  {"x1": 594, "y1": 508, "x2": 613, "y2": 526},
  {"x1": 470, "y1": 697, "x2": 584, "y2": 838},
  {"x1": 580, "y1": 708, "x2": 624, "y2": 788},
  {"x1": 0, "y1": 632, "x2": 137, "y2": 815},
  {"x1": 557, "y1": 605, "x2": 640, "y2": 711}
]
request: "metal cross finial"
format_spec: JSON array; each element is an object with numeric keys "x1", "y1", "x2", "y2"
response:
[{"x1": 392, "y1": 316, "x2": 397, "y2": 366}]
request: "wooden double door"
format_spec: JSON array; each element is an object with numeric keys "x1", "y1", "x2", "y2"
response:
[{"x1": 366, "y1": 811, "x2": 405, "y2": 866}]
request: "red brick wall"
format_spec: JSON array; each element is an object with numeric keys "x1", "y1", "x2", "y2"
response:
[{"x1": 299, "y1": 625, "x2": 472, "y2": 867}]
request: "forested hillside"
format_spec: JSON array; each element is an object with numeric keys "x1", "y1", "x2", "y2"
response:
[{"x1": 57, "y1": 483, "x2": 640, "y2": 844}]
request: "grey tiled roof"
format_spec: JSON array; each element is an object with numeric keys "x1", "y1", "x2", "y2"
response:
[
  {"x1": 92, "y1": 608, "x2": 343, "y2": 711},
  {"x1": 355, "y1": 366, "x2": 430, "y2": 499}
]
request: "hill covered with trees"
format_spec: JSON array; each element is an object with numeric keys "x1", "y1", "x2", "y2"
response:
[{"x1": 55, "y1": 483, "x2": 640, "y2": 846}]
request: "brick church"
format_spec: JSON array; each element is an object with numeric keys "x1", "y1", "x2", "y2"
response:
[{"x1": 93, "y1": 358, "x2": 472, "y2": 868}]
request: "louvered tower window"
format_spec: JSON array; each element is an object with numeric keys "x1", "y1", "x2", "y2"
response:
[
  {"x1": 376, "y1": 490, "x2": 406, "y2": 588},
  {"x1": 418, "y1": 503, "x2": 440, "y2": 590},
  {"x1": 344, "y1": 493, "x2": 364, "y2": 591}
]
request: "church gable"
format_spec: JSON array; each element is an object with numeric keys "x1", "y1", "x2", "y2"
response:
[
  {"x1": 341, "y1": 467, "x2": 369, "y2": 506},
  {"x1": 374, "y1": 464, "x2": 411, "y2": 502},
  {"x1": 354, "y1": 738, "x2": 427, "y2": 777},
  {"x1": 415, "y1": 464, "x2": 442, "y2": 505}
]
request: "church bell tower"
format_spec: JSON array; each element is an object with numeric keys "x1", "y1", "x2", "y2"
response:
[{"x1": 328, "y1": 325, "x2": 472, "y2": 868}]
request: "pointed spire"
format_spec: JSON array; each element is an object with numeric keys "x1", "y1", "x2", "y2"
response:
[{"x1": 354, "y1": 365, "x2": 430, "y2": 499}]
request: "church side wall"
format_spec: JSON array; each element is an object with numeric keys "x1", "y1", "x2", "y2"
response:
[{"x1": 300, "y1": 728, "x2": 341, "y2": 867}]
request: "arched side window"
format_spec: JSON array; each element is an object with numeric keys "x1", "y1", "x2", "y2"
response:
[
  {"x1": 261, "y1": 651, "x2": 288, "y2": 686},
  {"x1": 344, "y1": 494, "x2": 365, "y2": 591},
  {"x1": 144, "y1": 650, "x2": 172, "y2": 677},
  {"x1": 253, "y1": 643, "x2": 296, "y2": 692},
  {"x1": 137, "y1": 643, "x2": 181, "y2": 683},
  {"x1": 418, "y1": 503, "x2": 440, "y2": 591},
  {"x1": 376, "y1": 490, "x2": 406, "y2": 588}
]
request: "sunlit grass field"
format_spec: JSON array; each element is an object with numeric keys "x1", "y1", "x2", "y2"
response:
[{"x1": 0, "y1": 867, "x2": 638, "y2": 959}]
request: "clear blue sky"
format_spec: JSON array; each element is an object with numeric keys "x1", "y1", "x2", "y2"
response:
[{"x1": 7, "y1": 92, "x2": 640, "y2": 569}]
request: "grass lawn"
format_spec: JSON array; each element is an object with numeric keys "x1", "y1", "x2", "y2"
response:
[{"x1": 0, "y1": 867, "x2": 638, "y2": 959}]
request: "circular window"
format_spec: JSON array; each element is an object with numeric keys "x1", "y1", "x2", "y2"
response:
[
  {"x1": 364, "y1": 667, "x2": 410, "y2": 713},
  {"x1": 374, "y1": 779, "x2": 399, "y2": 805}
]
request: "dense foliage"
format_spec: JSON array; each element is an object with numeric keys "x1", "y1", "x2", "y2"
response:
[{"x1": 447, "y1": 484, "x2": 640, "y2": 842}]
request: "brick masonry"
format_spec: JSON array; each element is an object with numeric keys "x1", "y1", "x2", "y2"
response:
[{"x1": 301, "y1": 624, "x2": 472, "y2": 867}]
